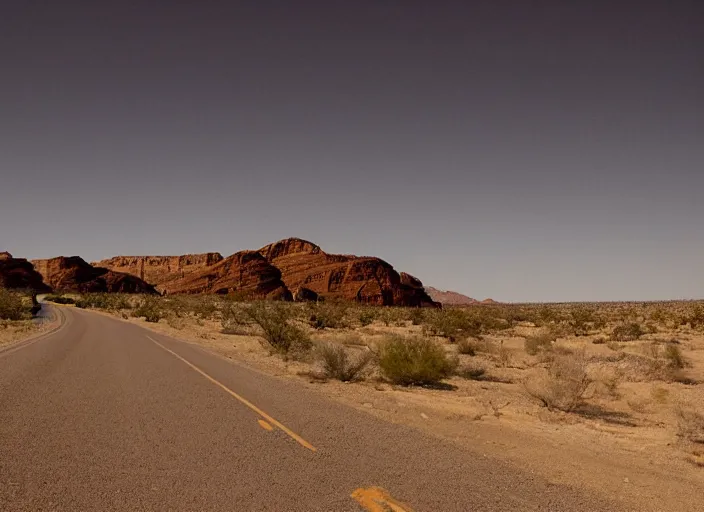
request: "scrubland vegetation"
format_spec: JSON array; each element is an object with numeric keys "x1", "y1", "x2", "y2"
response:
[
  {"x1": 0, "y1": 288, "x2": 44, "y2": 345},
  {"x1": 46, "y1": 293, "x2": 704, "y2": 477}
]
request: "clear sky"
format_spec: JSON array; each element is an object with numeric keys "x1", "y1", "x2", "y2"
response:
[{"x1": 1, "y1": 1, "x2": 702, "y2": 302}]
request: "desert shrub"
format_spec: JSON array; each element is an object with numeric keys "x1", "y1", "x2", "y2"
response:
[
  {"x1": 422, "y1": 309, "x2": 480, "y2": 341},
  {"x1": 378, "y1": 335, "x2": 458, "y2": 386},
  {"x1": 569, "y1": 307, "x2": 600, "y2": 336},
  {"x1": 378, "y1": 307, "x2": 406, "y2": 327},
  {"x1": 0, "y1": 289, "x2": 28, "y2": 320},
  {"x1": 685, "y1": 305, "x2": 704, "y2": 329},
  {"x1": 308, "y1": 300, "x2": 348, "y2": 329},
  {"x1": 132, "y1": 296, "x2": 164, "y2": 323},
  {"x1": 524, "y1": 351, "x2": 591, "y2": 412},
  {"x1": 611, "y1": 322, "x2": 644, "y2": 341},
  {"x1": 191, "y1": 297, "x2": 219, "y2": 319},
  {"x1": 74, "y1": 292, "x2": 132, "y2": 311},
  {"x1": 649, "y1": 307, "x2": 670, "y2": 326},
  {"x1": 316, "y1": 342, "x2": 373, "y2": 381},
  {"x1": 457, "y1": 337, "x2": 478, "y2": 355},
  {"x1": 664, "y1": 344, "x2": 685, "y2": 369},
  {"x1": 408, "y1": 308, "x2": 425, "y2": 325},
  {"x1": 497, "y1": 342, "x2": 512, "y2": 368},
  {"x1": 44, "y1": 294, "x2": 75, "y2": 305},
  {"x1": 524, "y1": 331, "x2": 556, "y2": 355},
  {"x1": 676, "y1": 406, "x2": 704, "y2": 444},
  {"x1": 166, "y1": 314, "x2": 186, "y2": 330},
  {"x1": 244, "y1": 301, "x2": 311, "y2": 355},
  {"x1": 357, "y1": 307, "x2": 378, "y2": 327},
  {"x1": 592, "y1": 337, "x2": 606, "y2": 344},
  {"x1": 457, "y1": 364, "x2": 486, "y2": 380},
  {"x1": 220, "y1": 303, "x2": 251, "y2": 335}
]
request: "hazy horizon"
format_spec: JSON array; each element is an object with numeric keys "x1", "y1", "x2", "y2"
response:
[{"x1": 1, "y1": 1, "x2": 702, "y2": 302}]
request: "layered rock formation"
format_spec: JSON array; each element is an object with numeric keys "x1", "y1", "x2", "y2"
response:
[
  {"x1": 95, "y1": 238, "x2": 438, "y2": 306},
  {"x1": 0, "y1": 253, "x2": 52, "y2": 292},
  {"x1": 31, "y1": 257, "x2": 156, "y2": 294},
  {"x1": 425, "y1": 287, "x2": 479, "y2": 305},
  {"x1": 92, "y1": 253, "x2": 223, "y2": 290},
  {"x1": 257, "y1": 238, "x2": 437, "y2": 307},
  {"x1": 158, "y1": 251, "x2": 291, "y2": 299}
]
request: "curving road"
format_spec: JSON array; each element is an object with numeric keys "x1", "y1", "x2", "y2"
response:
[{"x1": 0, "y1": 305, "x2": 617, "y2": 511}]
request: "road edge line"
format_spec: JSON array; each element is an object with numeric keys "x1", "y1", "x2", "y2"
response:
[{"x1": 145, "y1": 334, "x2": 317, "y2": 452}]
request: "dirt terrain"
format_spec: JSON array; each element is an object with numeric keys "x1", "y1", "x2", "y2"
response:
[{"x1": 51, "y1": 295, "x2": 704, "y2": 511}]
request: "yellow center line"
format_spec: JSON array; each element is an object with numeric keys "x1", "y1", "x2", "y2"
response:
[
  {"x1": 258, "y1": 419, "x2": 274, "y2": 431},
  {"x1": 145, "y1": 335, "x2": 317, "y2": 452}
]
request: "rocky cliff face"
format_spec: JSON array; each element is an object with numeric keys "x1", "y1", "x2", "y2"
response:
[
  {"x1": 31, "y1": 257, "x2": 156, "y2": 294},
  {"x1": 257, "y1": 238, "x2": 437, "y2": 307},
  {"x1": 93, "y1": 253, "x2": 223, "y2": 290},
  {"x1": 0, "y1": 253, "x2": 52, "y2": 292},
  {"x1": 159, "y1": 251, "x2": 291, "y2": 299},
  {"x1": 93, "y1": 238, "x2": 437, "y2": 306}
]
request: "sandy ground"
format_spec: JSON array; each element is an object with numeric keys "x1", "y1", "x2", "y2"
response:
[
  {"x1": 0, "y1": 312, "x2": 59, "y2": 349},
  {"x1": 78, "y1": 304, "x2": 704, "y2": 512}
]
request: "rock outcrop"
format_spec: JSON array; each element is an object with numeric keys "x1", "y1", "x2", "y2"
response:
[
  {"x1": 31, "y1": 257, "x2": 156, "y2": 294},
  {"x1": 257, "y1": 238, "x2": 437, "y2": 307},
  {"x1": 94, "y1": 238, "x2": 438, "y2": 306},
  {"x1": 425, "y1": 286, "x2": 479, "y2": 305},
  {"x1": 158, "y1": 251, "x2": 291, "y2": 299},
  {"x1": 92, "y1": 253, "x2": 223, "y2": 291},
  {"x1": 0, "y1": 253, "x2": 52, "y2": 292}
]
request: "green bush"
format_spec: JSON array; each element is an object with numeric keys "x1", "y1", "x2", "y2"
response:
[
  {"x1": 74, "y1": 293, "x2": 132, "y2": 311},
  {"x1": 44, "y1": 295, "x2": 75, "y2": 305},
  {"x1": 220, "y1": 303, "x2": 251, "y2": 335},
  {"x1": 408, "y1": 308, "x2": 425, "y2": 326},
  {"x1": 611, "y1": 322, "x2": 644, "y2": 341},
  {"x1": 358, "y1": 308, "x2": 378, "y2": 326},
  {"x1": 0, "y1": 289, "x2": 28, "y2": 320},
  {"x1": 378, "y1": 307, "x2": 405, "y2": 327},
  {"x1": 317, "y1": 342, "x2": 373, "y2": 381},
  {"x1": 308, "y1": 300, "x2": 348, "y2": 329},
  {"x1": 378, "y1": 335, "x2": 457, "y2": 386},
  {"x1": 244, "y1": 301, "x2": 311, "y2": 355},
  {"x1": 422, "y1": 309, "x2": 480, "y2": 341},
  {"x1": 132, "y1": 296, "x2": 164, "y2": 323}
]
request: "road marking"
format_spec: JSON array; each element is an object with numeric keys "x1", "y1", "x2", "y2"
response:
[
  {"x1": 258, "y1": 419, "x2": 274, "y2": 431},
  {"x1": 145, "y1": 335, "x2": 317, "y2": 452},
  {"x1": 351, "y1": 487, "x2": 415, "y2": 512}
]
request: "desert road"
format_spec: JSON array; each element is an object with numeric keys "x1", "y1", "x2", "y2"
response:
[{"x1": 0, "y1": 306, "x2": 616, "y2": 511}]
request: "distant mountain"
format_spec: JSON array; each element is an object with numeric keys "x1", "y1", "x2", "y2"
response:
[{"x1": 425, "y1": 287, "x2": 479, "y2": 305}]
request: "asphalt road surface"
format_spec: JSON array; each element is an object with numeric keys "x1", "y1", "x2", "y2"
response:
[{"x1": 0, "y1": 305, "x2": 618, "y2": 511}]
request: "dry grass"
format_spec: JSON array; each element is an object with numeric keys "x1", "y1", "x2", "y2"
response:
[
  {"x1": 524, "y1": 351, "x2": 592, "y2": 412},
  {"x1": 316, "y1": 342, "x2": 373, "y2": 382}
]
